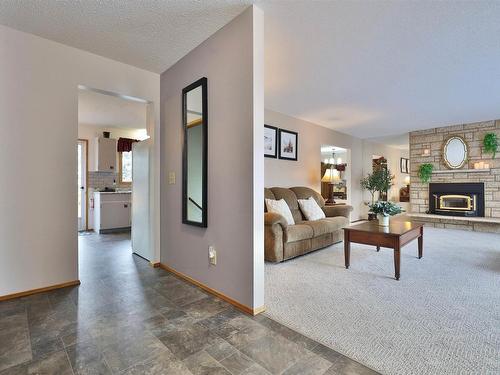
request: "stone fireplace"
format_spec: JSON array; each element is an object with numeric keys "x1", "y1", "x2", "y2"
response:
[{"x1": 409, "y1": 120, "x2": 500, "y2": 232}]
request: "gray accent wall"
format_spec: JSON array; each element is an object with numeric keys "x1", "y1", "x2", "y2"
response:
[{"x1": 160, "y1": 6, "x2": 264, "y2": 310}]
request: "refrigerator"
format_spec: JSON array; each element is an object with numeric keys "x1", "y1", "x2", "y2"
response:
[{"x1": 131, "y1": 140, "x2": 153, "y2": 261}]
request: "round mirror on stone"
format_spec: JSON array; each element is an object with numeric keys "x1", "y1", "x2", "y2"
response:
[{"x1": 443, "y1": 136, "x2": 468, "y2": 169}]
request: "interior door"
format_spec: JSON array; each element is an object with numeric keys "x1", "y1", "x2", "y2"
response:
[
  {"x1": 77, "y1": 140, "x2": 87, "y2": 231},
  {"x1": 132, "y1": 141, "x2": 152, "y2": 261}
]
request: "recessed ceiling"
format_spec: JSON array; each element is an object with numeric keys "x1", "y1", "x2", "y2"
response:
[
  {"x1": 2, "y1": 1, "x2": 500, "y2": 138},
  {"x1": 0, "y1": 0, "x2": 251, "y2": 73},
  {"x1": 78, "y1": 89, "x2": 147, "y2": 128}
]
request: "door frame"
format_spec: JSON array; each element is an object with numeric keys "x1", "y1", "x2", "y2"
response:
[{"x1": 78, "y1": 139, "x2": 89, "y2": 231}]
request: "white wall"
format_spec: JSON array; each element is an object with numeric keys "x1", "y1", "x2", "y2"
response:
[
  {"x1": 0, "y1": 25, "x2": 160, "y2": 297},
  {"x1": 78, "y1": 124, "x2": 148, "y2": 171},
  {"x1": 161, "y1": 6, "x2": 264, "y2": 310},
  {"x1": 264, "y1": 109, "x2": 409, "y2": 220},
  {"x1": 265, "y1": 109, "x2": 364, "y2": 220}
]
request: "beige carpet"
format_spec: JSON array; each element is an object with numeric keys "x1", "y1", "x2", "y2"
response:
[{"x1": 264, "y1": 227, "x2": 500, "y2": 375}]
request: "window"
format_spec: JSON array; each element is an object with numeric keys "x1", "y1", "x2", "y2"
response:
[{"x1": 119, "y1": 151, "x2": 132, "y2": 184}]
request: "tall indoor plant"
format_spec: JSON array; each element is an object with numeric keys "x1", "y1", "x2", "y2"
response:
[{"x1": 361, "y1": 169, "x2": 395, "y2": 220}]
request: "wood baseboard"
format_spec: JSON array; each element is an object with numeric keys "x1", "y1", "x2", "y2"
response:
[
  {"x1": 158, "y1": 263, "x2": 265, "y2": 316},
  {"x1": 150, "y1": 261, "x2": 160, "y2": 268},
  {"x1": 0, "y1": 280, "x2": 81, "y2": 302}
]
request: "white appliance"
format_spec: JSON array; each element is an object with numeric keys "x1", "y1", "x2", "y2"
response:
[{"x1": 131, "y1": 140, "x2": 152, "y2": 261}]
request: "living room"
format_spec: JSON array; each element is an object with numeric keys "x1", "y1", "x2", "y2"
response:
[{"x1": 1, "y1": 2, "x2": 499, "y2": 375}]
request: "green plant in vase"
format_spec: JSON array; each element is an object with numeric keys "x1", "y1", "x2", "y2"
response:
[
  {"x1": 418, "y1": 163, "x2": 434, "y2": 183},
  {"x1": 483, "y1": 133, "x2": 498, "y2": 159},
  {"x1": 369, "y1": 201, "x2": 404, "y2": 226}
]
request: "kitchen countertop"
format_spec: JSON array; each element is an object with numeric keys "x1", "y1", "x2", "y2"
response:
[{"x1": 94, "y1": 191, "x2": 132, "y2": 194}]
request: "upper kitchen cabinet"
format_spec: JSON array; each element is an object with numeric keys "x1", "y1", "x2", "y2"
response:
[{"x1": 95, "y1": 137, "x2": 117, "y2": 172}]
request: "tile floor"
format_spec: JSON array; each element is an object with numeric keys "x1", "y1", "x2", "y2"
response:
[{"x1": 0, "y1": 232, "x2": 378, "y2": 375}]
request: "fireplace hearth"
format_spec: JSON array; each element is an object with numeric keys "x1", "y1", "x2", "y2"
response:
[{"x1": 428, "y1": 183, "x2": 484, "y2": 217}]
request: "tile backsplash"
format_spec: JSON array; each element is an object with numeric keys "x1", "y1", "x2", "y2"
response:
[{"x1": 88, "y1": 171, "x2": 131, "y2": 191}]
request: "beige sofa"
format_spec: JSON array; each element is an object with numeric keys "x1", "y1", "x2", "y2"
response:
[{"x1": 265, "y1": 187, "x2": 352, "y2": 262}]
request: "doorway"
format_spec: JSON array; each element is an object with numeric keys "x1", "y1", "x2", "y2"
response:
[{"x1": 77, "y1": 139, "x2": 88, "y2": 231}]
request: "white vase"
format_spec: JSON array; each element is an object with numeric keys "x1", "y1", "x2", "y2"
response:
[{"x1": 378, "y1": 214, "x2": 390, "y2": 227}]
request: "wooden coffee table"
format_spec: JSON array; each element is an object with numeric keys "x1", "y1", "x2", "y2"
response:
[{"x1": 343, "y1": 221, "x2": 423, "y2": 280}]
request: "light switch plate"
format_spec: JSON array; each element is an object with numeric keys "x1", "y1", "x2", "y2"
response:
[{"x1": 168, "y1": 172, "x2": 176, "y2": 184}]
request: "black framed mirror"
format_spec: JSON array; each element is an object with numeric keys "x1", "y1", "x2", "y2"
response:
[{"x1": 182, "y1": 77, "x2": 208, "y2": 227}]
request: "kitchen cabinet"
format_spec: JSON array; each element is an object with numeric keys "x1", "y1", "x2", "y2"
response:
[
  {"x1": 93, "y1": 192, "x2": 131, "y2": 233},
  {"x1": 95, "y1": 137, "x2": 117, "y2": 172}
]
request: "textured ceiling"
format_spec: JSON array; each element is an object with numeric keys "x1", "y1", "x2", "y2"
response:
[
  {"x1": 2, "y1": 1, "x2": 500, "y2": 138},
  {"x1": 78, "y1": 89, "x2": 147, "y2": 128},
  {"x1": 0, "y1": 0, "x2": 251, "y2": 73}
]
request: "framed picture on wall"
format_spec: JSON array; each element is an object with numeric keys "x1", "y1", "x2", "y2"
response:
[
  {"x1": 400, "y1": 157, "x2": 409, "y2": 174},
  {"x1": 264, "y1": 125, "x2": 278, "y2": 158},
  {"x1": 279, "y1": 129, "x2": 298, "y2": 161}
]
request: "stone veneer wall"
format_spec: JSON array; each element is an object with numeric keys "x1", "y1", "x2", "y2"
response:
[{"x1": 410, "y1": 120, "x2": 500, "y2": 224}]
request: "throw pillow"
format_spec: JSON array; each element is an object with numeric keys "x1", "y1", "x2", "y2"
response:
[
  {"x1": 298, "y1": 196, "x2": 326, "y2": 221},
  {"x1": 265, "y1": 198, "x2": 295, "y2": 225}
]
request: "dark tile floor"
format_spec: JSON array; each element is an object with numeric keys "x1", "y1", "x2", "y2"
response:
[{"x1": 0, "y1": 232, "x2": 378, "y2": 375}]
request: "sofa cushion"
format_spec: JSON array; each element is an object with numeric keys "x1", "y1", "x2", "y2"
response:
[
  {"x1": 306, "y1": 216, "x2": 348, "y2": 237},
  {"x1": 298, "y1": 197, "x2": 326, "y2": 221},
  {"x1": 265, "y1": 199, "x2": 295, "y2": 225},
  {"x1": 270, "y1": 187, "x2": 303, "y2": 224},
  {"x1": 284, "y1": 224, "x2": 314, "y2": 243},
  {"x1": 290, "y1": 187, "x2": 325, "y2": 208},
  {"x1": 264, "y1": 188, "x2": 276, "y2": 212}
]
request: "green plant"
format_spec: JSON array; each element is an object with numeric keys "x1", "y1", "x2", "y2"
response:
[
  {"x1": 360, "y1": 174, "x2": 378, "y2": 205},
  {"x1": 361, "y1": 169, "x2": 395, "y2": 202},
  {"x1": 418, "y1": 163, "x2": 434, "y2": 183},
  {"x1": 368, "y1": 201, "x2": 404, "y2": 217},
  {"x1": 483, "y1": 133, "x2": 498, "y2": 159}
]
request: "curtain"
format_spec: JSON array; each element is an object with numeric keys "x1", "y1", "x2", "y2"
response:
[{"x1": 117, "y1": 138, "x2": 138, "y2": 152}]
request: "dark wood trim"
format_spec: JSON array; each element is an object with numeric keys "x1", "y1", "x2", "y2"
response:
[
  {"x1": 0, "y1": 280, "x2": 81, "y2": 302},
  {"x1": 182, "y1": 77, "x2": 208, "y2": 228},
  {"x1": 159, "y1": 263, "x2": 265, "y2": 316}
]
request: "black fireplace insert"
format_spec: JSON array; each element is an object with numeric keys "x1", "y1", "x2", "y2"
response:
[{"x1": 428, "y1": 183, "x2": 484, "y2": 217}]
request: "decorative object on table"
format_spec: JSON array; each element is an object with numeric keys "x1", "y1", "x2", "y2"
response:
[
  {"x1": 278, "y1": 129, "x2": 298, "y2": 161},
  {"x1": 264, "y1": 124, "x2": 278, "y2": 158},
  {"x1": 483, "y1": 133, "x2": 498, "y2": 159},
  {"x1": 103, "y1": 131, "x2": 110, "y2": 138},
  {"x1": 418, "y1": 163, "x2": 434, "y2": 183},
  {"x1": 321, "y1": 167, "x2": 341, "y2": 204},
  {"x1": 400, "y1": 157, "x2": 409, "y2": 173},
  {"x1": 369, "y1": 201, "x2": 404, "y2": 226},
  {"x1": 443, "y1": 136, "x2": 468, "y2": 169}
]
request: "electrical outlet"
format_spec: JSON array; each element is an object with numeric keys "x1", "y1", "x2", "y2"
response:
[
  {"x1": 208, "y1": 246, "x2": 217, "y2": 265},
  {"x1": 168, "y1": 172, "x2": 176, "y2": 184}
]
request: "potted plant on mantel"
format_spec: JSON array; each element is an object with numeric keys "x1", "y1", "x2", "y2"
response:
[{"x1": 369, "y1": 201, "x2": 404, "y2": 226}]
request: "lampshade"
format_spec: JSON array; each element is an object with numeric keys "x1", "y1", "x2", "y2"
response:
[
  {"x1": 404, "y1": 176, "x2": 411, "y2": 185},
  {"x1": 337, "y1": 157, "x2": 342, "y2": 164},
  {"x1": 322, "y1": 168, "x2": 341, "y2": 183}
]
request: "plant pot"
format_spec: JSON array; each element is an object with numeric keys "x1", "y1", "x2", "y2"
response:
[{"x1": 378, "y1": 214, "x2": 390, "y2": 227}]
